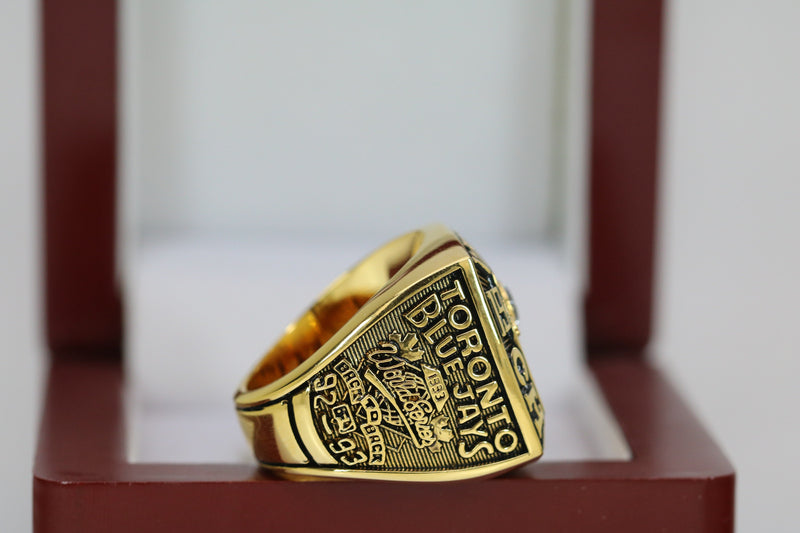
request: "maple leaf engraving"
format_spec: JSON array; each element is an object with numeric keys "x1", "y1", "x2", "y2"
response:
[{"x1": 388, "y1": 331, "x2": 424, "y2": 362}]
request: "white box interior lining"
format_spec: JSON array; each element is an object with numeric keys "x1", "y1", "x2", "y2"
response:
[{"x1": 125, "y1": 238, "x2": 630, "y2": 463}]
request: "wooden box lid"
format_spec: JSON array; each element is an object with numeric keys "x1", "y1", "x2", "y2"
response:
[{"x1": 35, "y1": 1, "x2": 734, "y2": 532}]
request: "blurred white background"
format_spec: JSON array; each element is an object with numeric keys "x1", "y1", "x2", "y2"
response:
[
  {"x1": 122, "y1": 1, "x2": 561, "y2": 242},
  {"x1": 2, "y1": 1, "x2": 800, "y2": 531}
]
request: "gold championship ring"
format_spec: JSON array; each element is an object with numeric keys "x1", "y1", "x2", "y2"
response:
[{"x1": 235, "y1": 225, "x2": 544, "y2": 481}]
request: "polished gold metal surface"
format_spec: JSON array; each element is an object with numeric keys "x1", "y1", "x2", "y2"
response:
[{"x1": 235, "y1": 224, "x2": 544, "y2": 481}]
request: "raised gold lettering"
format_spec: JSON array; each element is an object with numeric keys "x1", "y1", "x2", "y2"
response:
[
  {"x1": 460, "y1": 418, "x2": 488, "y2": 437},
  {"x1": 494, "y1": 428, "x2": 519, "y2": 453},
  {"x1": 456, "y1": 329, "x2": 483, "y2": 357},
  {"x1": 422, "y1": 318, "x2": 447, "y2": 344},
  {"x1": 457, "y1": 403, "x2": 481, "y2": 425},
  {"x1": 362, "y1": 423, "x2": 386, "y2": 465},
  {"x1": 476, "y1": 381, "x2": 502, "y2": 409},
  {"x1": 442, "y1": 358, "x2": 464, "y2": 377},
  {"x1": 467, "y1": 355, "x2": 491, "y2": 382},
  {"x1": 341, "y1": 450, "x2": 367, "y2": 466},
  {"x1": 511, "y1": 347, "x2": 530, "y2": 387},
  {"x1": 452, "y1": 383, "x2": 475, "y2": 400},
  {"x1": 360, "y1": 395, "x2": 382, "y2": 426},
  {"x1": 312, "y1": 373, "x2": 337, "y2": 392},
  {"x1": 404, "y1": 294, "x2": 442, "y2": 328},
  {"x1": 487, "y1": 404, "x2": 512, "y2": 426},
  {"x1": 334, "y1": 360, "x2": 365, "y2": 404},
  {"x1": 440, "y1": 279, "x2": 466, "y2": 302},
  {"x1": 458, "y1": 439, "x2": 494, "y2": 459},
  {"x1": 435, "y1": 336, "x2": 456, "y2": 359},
  {"x1": 447, "y1": 304, "x2": 472, "y2": 330}
]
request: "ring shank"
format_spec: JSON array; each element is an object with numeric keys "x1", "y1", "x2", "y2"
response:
[{"x1": 239, "y1": 230, "x2": 424, "y2": 394}]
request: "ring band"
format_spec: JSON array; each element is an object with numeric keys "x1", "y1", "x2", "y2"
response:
[{"x1": 234, "y1": 225, "x2": 544, "y2": 481}]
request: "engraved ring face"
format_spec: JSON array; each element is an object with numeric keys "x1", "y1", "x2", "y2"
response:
[{"x1": 235, "y1": 225, "x2": 544, "y2": 481}]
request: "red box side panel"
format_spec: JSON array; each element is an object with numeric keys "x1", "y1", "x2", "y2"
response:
[{"x1": 43, "y1": 0, "x2": 122, "y2": 354}]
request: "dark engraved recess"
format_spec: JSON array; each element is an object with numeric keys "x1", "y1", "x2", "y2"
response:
[{"x1": 308, "y1": 267, "x2": 527, "y2": 471}]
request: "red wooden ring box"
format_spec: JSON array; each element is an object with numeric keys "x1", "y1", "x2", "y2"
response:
[{"x1": 34, "y1": 1, "x2": 735, "y2": 531}]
